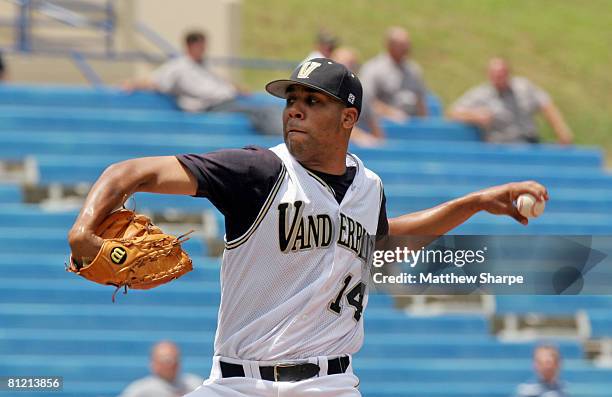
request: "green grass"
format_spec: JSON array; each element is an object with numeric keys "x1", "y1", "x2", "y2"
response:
[{"x1": 242, "y1": 0, "x2": 612, "y2": 164}]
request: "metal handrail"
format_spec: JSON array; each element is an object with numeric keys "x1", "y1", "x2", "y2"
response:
[
  {"x1": 135, "y1": 21, "x2": 178, "y2": 59},
  {"x1": 13, "y1": 0, "x2": 115, "y2": 51},
  {"x1": 3, "y1": 0, "x2": 297, "y2": 86}
]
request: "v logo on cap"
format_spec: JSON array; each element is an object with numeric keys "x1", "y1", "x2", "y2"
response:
[
  {"x1": 297, "y1": 61, "x2": 322, "y2": 79},
  {"x1": 265, "y1": 57, "x2": 363, "y2": 118}
]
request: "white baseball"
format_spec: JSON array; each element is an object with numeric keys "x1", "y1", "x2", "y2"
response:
[{"x1": 516, "y1": 193, "x2": 545, "y2": 218}]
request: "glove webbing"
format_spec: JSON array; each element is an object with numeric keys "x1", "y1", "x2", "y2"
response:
[{"x1": 111, "y1": 231, "x2": 193, "y2": 302}]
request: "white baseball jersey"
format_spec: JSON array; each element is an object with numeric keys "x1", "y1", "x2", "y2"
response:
[{"x1": 213, "y1": 143, "x2": 384, "y2": 360}]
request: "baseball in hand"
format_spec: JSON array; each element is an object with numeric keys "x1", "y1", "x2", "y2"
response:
[{"x1": 516, "y1": 193, "x2": 545, "y2": 218}]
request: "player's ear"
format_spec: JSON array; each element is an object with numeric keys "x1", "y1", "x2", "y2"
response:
[{"x1": 341, "y1": 107, "x2": 358, "y2": 129}]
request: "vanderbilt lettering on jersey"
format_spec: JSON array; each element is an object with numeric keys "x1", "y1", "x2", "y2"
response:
[
  {"x1": 278, "y1": 201, "x2": 334, "y2": 253},
  {"x1": 278, "y1": 200, "x2": 374, "y2": 262},
  {"x1": 337, "y1": 213, "x2": 374, "y2": 261}
]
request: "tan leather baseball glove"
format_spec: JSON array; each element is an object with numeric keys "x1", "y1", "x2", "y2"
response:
[{"x1": 67, "y1": 209, "x2": 193, "y2": 302}]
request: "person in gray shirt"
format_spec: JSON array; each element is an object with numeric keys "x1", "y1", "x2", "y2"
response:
[
  {"x1": 118, "y1": 341, "x2": 203, "y2": 397},
  {"x1": 449, "y1": 58, "x2": 573, "y2": 144},
  {"x1": 360, "y1": 27, "x2": 428, "y2": 121},
  {"x1": 514, "y1": 344, "x2": 569, "y2": 397}
]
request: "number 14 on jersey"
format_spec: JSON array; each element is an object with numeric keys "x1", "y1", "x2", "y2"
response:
[{"x1": 329, "y1": 274, "x2": 366, "y2": 321}]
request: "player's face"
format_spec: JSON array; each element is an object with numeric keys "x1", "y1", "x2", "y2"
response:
[{"x1": 283, "y1": 85, "x2": 346, "y2": 165}]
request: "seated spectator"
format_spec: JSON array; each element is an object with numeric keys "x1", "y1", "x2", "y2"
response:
[
  {"x1": 118, "y1": 340, "x2": 203, "y2": 397},
  {"x1": 449, "y1": 57, "x2": 573, "y2": 144},
  {"x1": 0, "y1": 51, "x2": 6, "y2": 81},
  {"x1": 515, "y1": 344, "x2": 569, "y2": 397},
  {"x1": 123, "y1": 30, "x2": 282, "y2": 135},
  {"x1": 360, "y1": 27, "x2": 428, "y2": 121},
  {"x1": 332, "y1": 47, "x2": 385, "y2": 147},
  {"x1": 303, "y1": 29, "x2": 338, "y2": 63}
]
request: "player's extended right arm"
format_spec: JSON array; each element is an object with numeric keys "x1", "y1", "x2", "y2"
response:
[{"x1": 68, "y1": 156, "x2": 197, "y2": 263}]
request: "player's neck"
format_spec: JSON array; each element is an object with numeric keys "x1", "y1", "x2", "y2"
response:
[
  {"x1": 297, "y1": 149, "x2": 347, "y2": 176},
  {"x1": 302, "y1": 160, "x2": 346, "y2": 176}
]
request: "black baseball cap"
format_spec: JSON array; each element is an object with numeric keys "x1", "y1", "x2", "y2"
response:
[{"x1": 265, "y1": 58, "x2": 362, "y2": 117}]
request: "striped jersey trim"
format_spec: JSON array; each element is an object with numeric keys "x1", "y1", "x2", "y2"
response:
[
  {"x1": 306, "y1": 154, "x2": 360, "y2": 199},
  {"x1": 346, "y1": 153, "x2": 360, "y2": 174},
  {"x1": 305, "y1": 169, "x2": 336, "y2": 197},
  {"x1": 225, "y1": 165, "x2": 287, "y2": 250}
]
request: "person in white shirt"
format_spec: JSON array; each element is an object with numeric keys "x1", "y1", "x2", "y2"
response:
[
  {"x1": 118, "y1": 341, "x2": 203, "y2": 397},
  {"x1": 514, "y1": 345, "x2": 569, "y2": 397},
  {"x1": 123, "y1": 31, "x2": 282, "y2": 135},
  {"x1": 303, "y1": 30, "x2": 338, "y2": 63}
]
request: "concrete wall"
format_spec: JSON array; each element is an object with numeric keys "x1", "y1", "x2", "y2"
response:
[
  {"x1": 0, "y1": 0, "x2": 241, "y2": 85},
  {"x1": 0, "y1": 2, "x2": 17, "y2": 48}
]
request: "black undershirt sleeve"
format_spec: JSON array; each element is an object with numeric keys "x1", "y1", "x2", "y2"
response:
[{"x1": 176, "y1": 146, "x2": 283, "y2": 241}]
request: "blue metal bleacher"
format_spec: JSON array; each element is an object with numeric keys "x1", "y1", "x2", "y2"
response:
[
  {"x1": 1, "y1": 84, "x2": 612, "y2": 397},
  {"x1": 496, "y1": 296, "x2": 612, "y2": 316},
  {"x1": 0, "y1": 184, "x2": 22, "y2": 203}
]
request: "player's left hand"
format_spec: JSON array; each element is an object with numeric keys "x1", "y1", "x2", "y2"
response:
[{"x1": 473, "y1": 181, "x2": 548, "y2": 225}]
